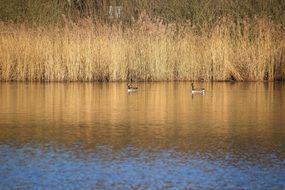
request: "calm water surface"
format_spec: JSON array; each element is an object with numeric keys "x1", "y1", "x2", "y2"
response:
[{"x1": 0, "y1": 82, "x2": 284, "y2": 189}]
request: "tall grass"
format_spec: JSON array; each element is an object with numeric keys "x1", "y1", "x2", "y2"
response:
[{"x1": 0, "y1": 15, "x2": 284, "y2": 81}]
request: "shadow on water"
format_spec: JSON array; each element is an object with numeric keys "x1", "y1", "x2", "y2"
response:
[{"x1": 0, "y1": 82, "x2": 284, "y2": 189}]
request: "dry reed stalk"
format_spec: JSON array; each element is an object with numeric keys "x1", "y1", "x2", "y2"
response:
[{"x1": 0, "y1": 17, "x2": 284, "y2": 82}]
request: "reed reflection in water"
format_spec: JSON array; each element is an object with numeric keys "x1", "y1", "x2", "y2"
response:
[{"x1": 0, "y1": 82, "x2": 284, "y2": 189}]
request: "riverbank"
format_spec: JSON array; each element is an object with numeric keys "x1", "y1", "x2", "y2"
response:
[{"x1": 0, "y1": 17, "x2": 284, "y2": 82}]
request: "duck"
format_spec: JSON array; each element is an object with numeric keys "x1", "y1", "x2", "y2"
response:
[
  {"x1": 191, "y1": 82, "x2": 205, "y2": 94},
  {"x1": 127, "y1": 83, "x2": 138, "y2": 92}
]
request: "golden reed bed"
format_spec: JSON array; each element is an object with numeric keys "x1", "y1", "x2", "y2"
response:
[{"x1": 0, "y1": 16, "x2": 284, "y2": 82}]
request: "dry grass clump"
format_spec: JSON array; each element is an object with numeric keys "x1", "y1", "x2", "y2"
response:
[{"x1": 0, "y1": 15, "x2": 284, "y2": 82}]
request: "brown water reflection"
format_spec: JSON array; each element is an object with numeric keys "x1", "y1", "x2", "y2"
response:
[{"x1": 0, "y1": 82, "x2": 284, "y2": 159}]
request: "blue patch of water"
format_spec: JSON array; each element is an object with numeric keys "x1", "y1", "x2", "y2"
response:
[{"x1": 0, "y1": 144, "x2": 284, "y2": 190}]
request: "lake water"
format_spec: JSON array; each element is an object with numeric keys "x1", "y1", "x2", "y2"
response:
[{"x1": 0, "y1": 82, "x2": 284, "y2": 189}]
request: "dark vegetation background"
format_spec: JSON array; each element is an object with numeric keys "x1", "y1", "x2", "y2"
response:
[{"x1": 0, "y1": 0, "x2": 284, "y2": 27}]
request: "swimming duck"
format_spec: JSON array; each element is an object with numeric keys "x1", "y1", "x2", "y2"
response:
[
  {"x1": 191, "y1": 83, "x2": 205, "y2": 94},
  {"x1": 127, "y1": 83, "x2": 138, "y2": 92}
]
